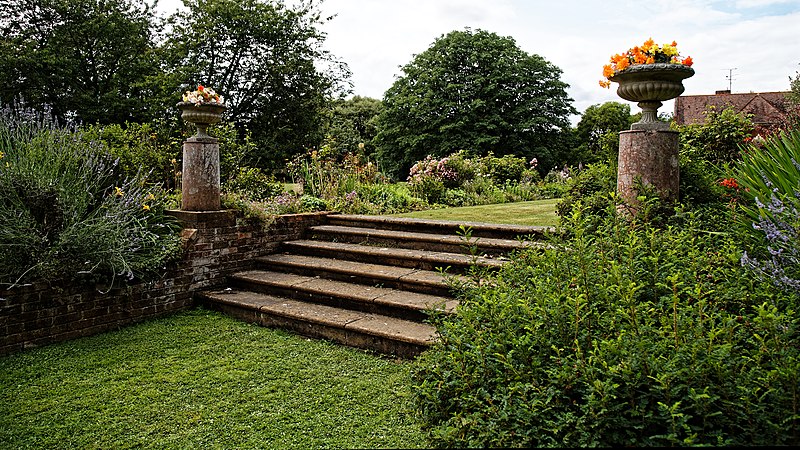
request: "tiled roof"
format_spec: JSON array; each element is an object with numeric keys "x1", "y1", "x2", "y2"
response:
[{"x1": 674, "y1": 91, "x2": 789, "y2": 125}]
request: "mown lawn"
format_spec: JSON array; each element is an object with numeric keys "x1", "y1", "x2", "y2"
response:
[
  {"x1": 0, "y1": 309, "x2": 425, "y2": 449},
  {"x1": 391, "y1": 198, "x2": 559, "y2": 226}
]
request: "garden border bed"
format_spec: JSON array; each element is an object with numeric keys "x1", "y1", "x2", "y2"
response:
[{"x1": 0, "y1": 211, "x2": 331, "y2": 355}]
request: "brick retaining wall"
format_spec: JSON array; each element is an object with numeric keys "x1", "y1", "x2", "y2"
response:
[{"x1": 0, "y1": 210, "x2": 330, "y2": 356}]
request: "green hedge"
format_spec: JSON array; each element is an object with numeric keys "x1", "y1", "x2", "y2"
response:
[{"x1": 412, "y1": 206, "x2": 799, "y2": 447}]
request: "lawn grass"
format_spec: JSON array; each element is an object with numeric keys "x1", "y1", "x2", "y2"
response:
[
  {"x1": 391, "y1": 198, "x2": 560, "y2": 226},
  {"x1": 0, "y1": 309, "x2": 425, "y2": 449}
]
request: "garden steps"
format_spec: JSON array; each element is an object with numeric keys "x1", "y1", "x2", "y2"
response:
[
  {"x1": 254, "y1": 253, "x2": 457, "y2": 296},
  {"x1": 199, "y1": 214, "x2": 542, "y2": 358},
  {"x1": 226, "y1": 269, "x2": 458, "y2": 322},
  {"x1": 308, "y1": 224, "x2": 535, "y2": 256},
  {"x1": 325, "y1": 214, "x2": 553, "y2": 240},
  {"x1": 198, "y1": 290, "x2": 437, "y2": 357},
  {"x1": 281, "y1": 239, "x2": 507, "y2": 273}
]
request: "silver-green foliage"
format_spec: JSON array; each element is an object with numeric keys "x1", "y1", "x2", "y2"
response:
[
  {"x1": 0, "y1": 104, "x2": 181, "y2": 286},
  {"x1": 734, "y1": 129, "x2": 800, "y2": 291}
]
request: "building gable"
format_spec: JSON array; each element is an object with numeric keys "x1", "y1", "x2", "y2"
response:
[{"x1": 674, "y1": 91, "x2": 789, "y2": 126}]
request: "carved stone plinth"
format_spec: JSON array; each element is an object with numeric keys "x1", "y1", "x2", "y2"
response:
[
  {"x1": 181, "y1": 137, "x2": 221, "y2": 211},
  {"x1": 617, "y1": 129, "x2": 679, "y2": 204}
]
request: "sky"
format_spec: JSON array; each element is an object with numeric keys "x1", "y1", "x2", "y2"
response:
[{"x1": 157, "y1": 0, "x2": 800, "y2": 124}]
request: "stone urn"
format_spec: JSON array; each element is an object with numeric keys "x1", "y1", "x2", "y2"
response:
[
  {"x1": 176, "y1": 102, "x2": 227, "y2": 139},
  {"x1": 609, "y1": 63, "x2": 694, "y2": 130}
]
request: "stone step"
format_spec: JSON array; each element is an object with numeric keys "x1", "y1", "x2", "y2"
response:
[
  {"x1": 326, "y1": 214, "x2": 552, "y2": 240},
  {"x1": 281, "y1": 239, "x2": 507, "y2": 273},
  {"x1": 254, "y1": 253, "x2": 459, "y2": 297},
  {"x1": 228, "y1": 269, "x2": 457, "y2": 322},
  {"x1": 197, "y1": 289, "x2": 436, "y2": 358},
  {"x1": 308, "y1": 224, "x2": 534, "y2": 256}
]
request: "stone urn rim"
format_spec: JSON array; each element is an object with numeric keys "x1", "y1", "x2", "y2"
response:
[
  {"x1": 608, "y1": 62, "x2": 695, "y2": 82},
  {"x1": 176, "y1": 101, "x2": 227, "y2": 113},
  {"x1": 609, "y1": 63, "x2": 695, "y2": 130},
  {"x1": 177, "y1": 101, "x2": 227, "y2": 140}
]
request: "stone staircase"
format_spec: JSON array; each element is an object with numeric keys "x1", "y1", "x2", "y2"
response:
[{"x1": 197, "y1": 214, "x2": 549, "y2": 358}]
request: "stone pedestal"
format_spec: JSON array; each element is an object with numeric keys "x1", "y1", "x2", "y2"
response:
[
  {"x1": 181, "y1": 137, "x2": 221, "y2": 211},
  {"x1": 617, "y1": 129, "x2": 679, "y2": 204}
]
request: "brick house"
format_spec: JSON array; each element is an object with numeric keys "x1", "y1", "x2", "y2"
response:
[{"x1": 673, "y1": 90, "x2": 790, "y2": 130}]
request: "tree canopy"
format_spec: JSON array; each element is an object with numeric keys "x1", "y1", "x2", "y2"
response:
[
  {"x1": 164, "y1": 0, "x2": 351, "y2": 168},
  {"x1": 0, "y1": 0, "x2": 162, "y2": 124},
  {"x1": 322, "y1": 96, "x2": 383, "y2": 159},
  {"x1": 572, "y1": 101, "x2": 634, "y2": 164},
  {"x1": 374, "y1": 28, "x2": 576, "y2": 178},
  {"x1": 0, "y1": 0, "x2": 351, "y2": 170}
]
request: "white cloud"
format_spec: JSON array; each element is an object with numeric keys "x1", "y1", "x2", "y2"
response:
[{"x1": 156, "y1": 0, "x2": 800, "y2": 122}]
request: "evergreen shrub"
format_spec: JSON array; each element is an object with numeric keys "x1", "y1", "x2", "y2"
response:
[{"x1": 412, "y1": 206, "x2": 799, "y2": 447}]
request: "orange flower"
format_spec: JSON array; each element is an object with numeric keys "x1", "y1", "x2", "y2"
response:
[
  {"x1": 599, "y1": 38, "x2": 693, "y2": 90},
  {"x1": 198, "y1": 85, "x2": 205, "y2": 91},
  {"x1": 719, "y1": 178, "x2": 739, "y2": 190},
  {"x1": 599, "y1": 80, "x2": 611, "y2": 88}
]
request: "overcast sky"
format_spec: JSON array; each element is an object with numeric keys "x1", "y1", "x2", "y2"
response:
[{"x1": 157, "y1": 0, "x2": 800, "y2": 123}]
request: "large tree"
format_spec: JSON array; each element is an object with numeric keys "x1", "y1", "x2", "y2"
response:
[
  {"x1": 322, "y1": 96, "x2": 383, "y2": 159},
  {"x1": 374, "y1": 28, "x2": 576, "y2": 178},
  {"x1": 572, "y1": 101, "x2": 634, "y2": 164},
  {"x1": 164, "y1": 0, "x2": 350, "y2": 169},
  {"x1": 0, "y1": 0, "x2": 163, "y2": 124}
]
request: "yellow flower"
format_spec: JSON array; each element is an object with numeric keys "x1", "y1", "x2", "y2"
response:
[
  {"x1": 662, "y1": 43, "x2": 678, "y2": 57},
  {"x1": 0, "y1": 150, "x2": 4, "y2": 159},
  {"x1": 145, "y1": 193, "x2": 156, "y2": 201},
  {"x1": 599, "y1": 38, "x2": 693, "y2": 89},
  {"x1": 142, "y1": 204, "x2": 150, "y2": 211},
  {"x1": 114, "y1": 186, "x2": 124, "y2": 197}
]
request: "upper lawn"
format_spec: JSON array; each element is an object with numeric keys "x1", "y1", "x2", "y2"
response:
[
  {"x1": 0, "y1": 309, "x2": 425, "y2": 449},
  {"x1": 391, "y1": 198, "x2": 559, "y2": 227}
]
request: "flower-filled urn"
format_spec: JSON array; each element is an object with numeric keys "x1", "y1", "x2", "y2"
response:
[
  {"x1": 177, "y1": 85, "x2": 227, "y2": 139},
  {"x1": 600, "y1": 39, "x2": 694, "y2": 130}
]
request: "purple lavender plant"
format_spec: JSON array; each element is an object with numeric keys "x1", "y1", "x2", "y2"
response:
[
  {"x1": 740, "y1": 192, "x2": 800, "y2": 292},
  {"x1": 733, "y1": 130, "x2": 800, "y2": 294}
]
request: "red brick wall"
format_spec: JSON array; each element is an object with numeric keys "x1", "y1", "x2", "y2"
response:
[{"x1": 0, "y1": 211, "x2": 330, "y2": 355}]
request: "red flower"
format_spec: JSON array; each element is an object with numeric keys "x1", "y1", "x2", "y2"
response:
[{"x1": 719, "y1": 178, "x2": 739, "y2": 190}]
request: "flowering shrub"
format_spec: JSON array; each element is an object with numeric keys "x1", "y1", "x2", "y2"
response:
[
  {"x1": 407, "y1": 152, "x2": 563, "y2": 206},
  {"x1": 677, "y1": 105, "x2": 755, "y2": 164},
  {"x1": 181, "y1": 84, "x2": 225, "y2": 106},
  {"x1": 0, "y1": 104, "x2": 181, "y2": 286},
  {"x1": 600, "y1": 38, "x2": 693, "y2": 88},
  {"x1": 407, "y1": 155, "x2": 460, "y2": 188}
]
